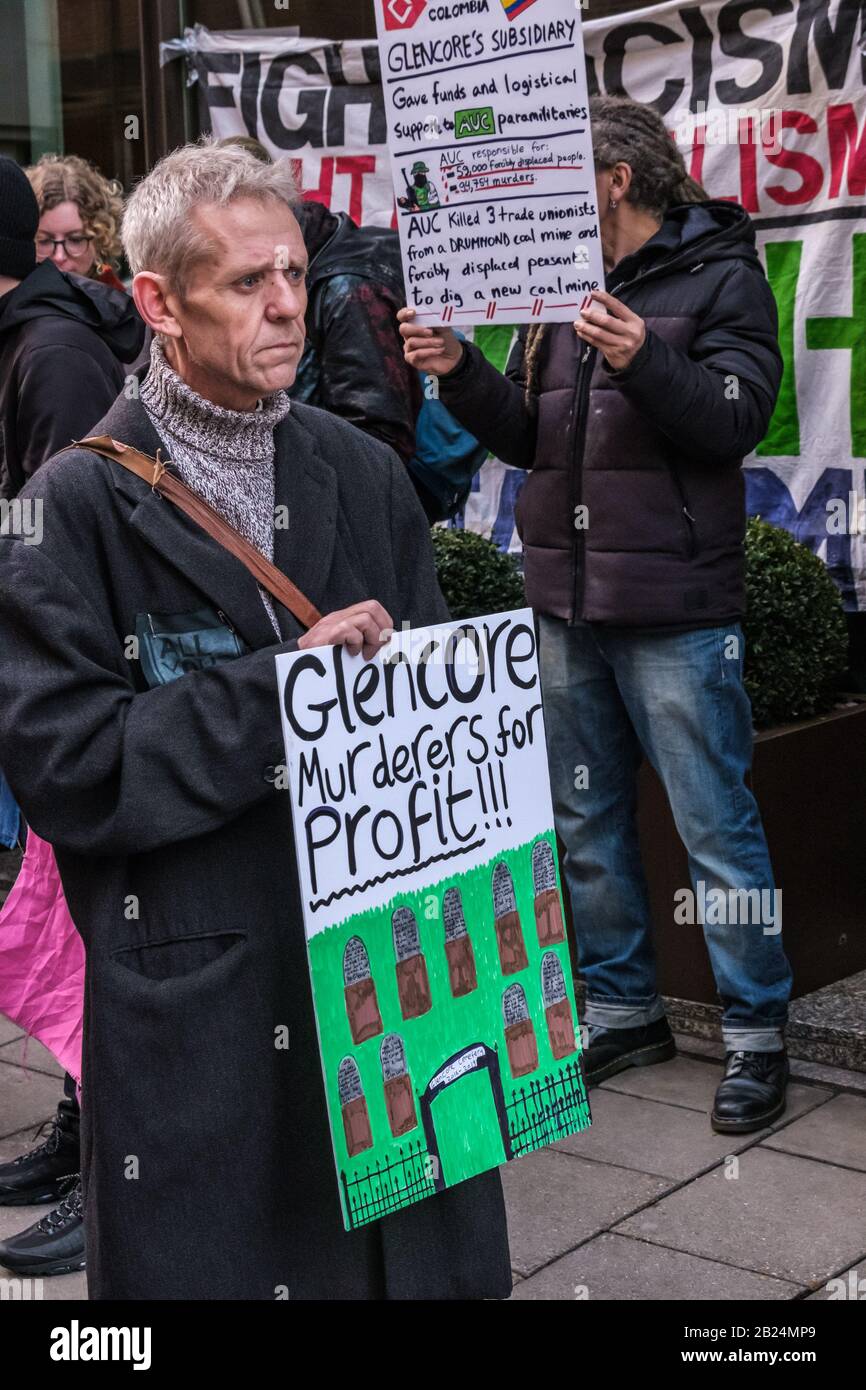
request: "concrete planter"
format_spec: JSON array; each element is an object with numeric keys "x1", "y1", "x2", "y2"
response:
[{"x1": 637, "y1": 699, "x2": 866, "y2": 1004}]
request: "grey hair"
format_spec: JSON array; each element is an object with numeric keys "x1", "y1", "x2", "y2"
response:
[{"x1": 122, "y1": 136, "x2": 300, "y2": 292}]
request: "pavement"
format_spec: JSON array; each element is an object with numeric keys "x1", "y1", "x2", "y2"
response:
[{"x1": 1, "y1": 1007, "x2": 864, "y2": 1301}]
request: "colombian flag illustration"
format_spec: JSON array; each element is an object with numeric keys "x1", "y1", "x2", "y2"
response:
[{"x1": 501, "y1": 0, "x2": 539, "y2": 17}]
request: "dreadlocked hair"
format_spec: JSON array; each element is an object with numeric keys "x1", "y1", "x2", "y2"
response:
[
  {"x1": 524, "y1": 96, "x2": 707, "y2": 399},
  {"x1": 589, "y1": 95, "x2": 706, "y2": 216}
]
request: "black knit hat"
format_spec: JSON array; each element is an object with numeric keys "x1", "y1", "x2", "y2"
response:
[{"x1": 0, "y1": 157, "x2": 39, "y2": 280}]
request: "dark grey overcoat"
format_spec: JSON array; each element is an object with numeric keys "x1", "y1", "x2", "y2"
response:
[{"x1": 0, "y1": 382, "x2": 511, "y2": 1300}]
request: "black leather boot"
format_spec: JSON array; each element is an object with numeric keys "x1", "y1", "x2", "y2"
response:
[
  {"x1": 711, "y1": 1049, "x2": 789, "y2": 1134},
  {"x1": 0, "y1": 1180, "x2": 85, "y2": 1276},
  {"x1": 0, "y1": 1087, "x2": 80, "y2": 1206},
  {"x1": 582, "y1": 1017, "x2": 676, "y2": 1087}
]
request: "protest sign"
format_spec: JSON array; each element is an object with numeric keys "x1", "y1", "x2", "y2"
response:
[
  {"x1": 372, "y1": 0, "x2": 603, "y2": 326},
  {"x1": 275, "y1": 610, "x2": 589, "y2": 1230}
]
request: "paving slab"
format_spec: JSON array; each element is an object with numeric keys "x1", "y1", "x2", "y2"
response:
[
  {"x1": 616, "y1": 1147, "x2": 866, "y2": 1286},
  {"x1": 807, "y1": 1260, "x2": 866, "y2": 1301},
  {"x1": 600, "y1": 1055, "x2": 832, "y2": 1129},
  {"x1": 762, "y1": 1093, "x2": 866, "y2": 1172},
  {"x1": 0, "y1": 1035, "x2": 65, "y2": 1080},
  {"x1": 35, "y1": 1269, "x2": 88, "y2": 1300},
  {"x1": 0, "y1": 1269, "x2": 85, "y2": 1301},
  {"x1": 0, "y1": 1062, "x2": 63, "y2": 1140},
  {"x1": 502, "y1": 1147, "x2": 670, "y2": 1277},
  {"x1": 510, "y1": 1231, "x2": 802, "y2": 1301},
  {"x1": 0, "y1": 1269, "x2": 89, "y2": 1301},
  {"x1": 0, "y1": 1016, "x2": 24, "y2": 1047},
  {"x1": 555, "y1": 1088, "x2": 778, "y2": 1180}
]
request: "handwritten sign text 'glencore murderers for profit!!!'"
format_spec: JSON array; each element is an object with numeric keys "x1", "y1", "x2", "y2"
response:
[{"x1": 374, "y1": 0, "x2": 603, "y2": 327}]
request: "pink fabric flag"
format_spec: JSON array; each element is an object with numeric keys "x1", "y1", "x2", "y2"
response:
[{"x1": 0, "y1": 830, "x2": 84, "y2": 1082}]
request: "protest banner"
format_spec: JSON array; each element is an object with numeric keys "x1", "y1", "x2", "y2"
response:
[
  {"x1": 182, "y1": 4, "x2": 866, "y2": 606},
  {"x1": 275, "y1": 610, "x2": 590, "y2": 1229},
  {"x1": 373, "y1": 0, "x2": 604, "y2": 326},
  {"x1": 583, "y1": 0, "x2": 866, "y2": 612},
  {"x1": 180, "y1": 23, "x2": 394, "y2": 225}
]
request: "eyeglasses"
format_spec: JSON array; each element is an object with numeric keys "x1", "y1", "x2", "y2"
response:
[{"x1": 35, "y1": 234, "x2": 94, "y2": 257}]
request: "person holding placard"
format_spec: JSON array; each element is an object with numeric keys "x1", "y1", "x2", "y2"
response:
[
  {"x1": 0, "y1": 140, "x2": 511, "y2": 1300},
  {"x1": 401, "y1": 96, "x2": 792, "y2": 1137}
]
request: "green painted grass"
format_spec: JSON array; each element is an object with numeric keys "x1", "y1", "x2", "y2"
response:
[{"x1": 307, "y1": 830, "x2": 592, "y2": 1228}]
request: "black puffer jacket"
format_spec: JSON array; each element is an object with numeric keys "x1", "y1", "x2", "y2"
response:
[
  {"x1": 290, "y1": 212, "x2": 420, "y2": 466},
  {"x1": 0, "y1": 260, "x2": 145, "y2": 499},
  {"x1": 437, "y1": 201, "x2": 782, "y2": 627}
]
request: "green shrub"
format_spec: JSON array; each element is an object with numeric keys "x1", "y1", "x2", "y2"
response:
[
  {"x1": 432, "y1": 526, "x2": 525, "y2": 619},
  {"x1": 432, "y1": 519, "x2": 848, "y2": 729},
  {"x1": 744, "y1": 517, "x2": 848, "y2": 728}
]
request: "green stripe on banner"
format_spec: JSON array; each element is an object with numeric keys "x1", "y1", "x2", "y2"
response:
[
  {"x1": 806, "y1": 233, "x2": 866, "y2": 459},
  {"x1": 758, "y1": 240, "x2": 802, "y2": 459},
  {"x1": 472, "y1": 324, "x2": 518, "y2": 374}
]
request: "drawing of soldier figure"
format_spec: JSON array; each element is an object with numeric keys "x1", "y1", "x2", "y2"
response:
[{"x1": 398, "y1": 161, "x2": 441, "y2": 213}]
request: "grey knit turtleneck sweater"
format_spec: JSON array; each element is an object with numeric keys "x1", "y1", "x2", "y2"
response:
[{"x1": 140, "y1": 337, "x2": 292, "y2": 636}]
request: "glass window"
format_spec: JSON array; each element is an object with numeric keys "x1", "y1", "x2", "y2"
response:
[
  {"x1": 0, "y1": 0, "x2": 145, "y2": 188},
  {"x1": 186, "y1": 1, "x2": 376, "y2": 41}
]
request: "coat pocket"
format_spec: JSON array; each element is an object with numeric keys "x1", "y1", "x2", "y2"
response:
[
  {"x1": 110, "y1": 929, "x2": 246, "y2": 983},
  {"x1": 93, "y1": 926, "x2": 266, "y2": 1218},
  {"x1": 134, "y1": 608, "x2": 247, "y2": 688}
]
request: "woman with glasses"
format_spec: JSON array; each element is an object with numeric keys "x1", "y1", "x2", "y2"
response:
[{"x1": 27, "y1": 153, "x2": 126, "y2": 292}]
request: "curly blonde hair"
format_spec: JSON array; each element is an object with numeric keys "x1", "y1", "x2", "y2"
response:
[{"x1": 26, "y1": 154, "x2": 124, "y2": 272}]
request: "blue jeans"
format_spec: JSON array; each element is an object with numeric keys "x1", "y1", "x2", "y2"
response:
[{"x1": 539, "y1": 616, "x2": 792, "y2": 1052}]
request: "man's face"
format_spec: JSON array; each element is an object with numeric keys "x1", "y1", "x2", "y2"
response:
[{"x1": 166, "y1": 197, "x2": 308, "y2": 410}]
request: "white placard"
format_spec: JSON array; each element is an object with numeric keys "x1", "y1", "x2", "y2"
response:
[
  {"x1": 373, "y1": 0, "x2": 603, "y2": 327},
  {"x1": 275, "y1": 609, "x2": 551, "y2": 936}
]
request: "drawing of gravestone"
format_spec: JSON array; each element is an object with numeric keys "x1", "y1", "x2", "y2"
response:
[
  {"x1": 532, "y1": 839, "x2": 565, "y2": 945},
  {"x1": 343, "y1": 936, "x2": 382, "y2": 1045},
  {"x1": 338, "y1": 1056, "x2": 373, "y2": 1157},
  {"x1": 380, "y1": 1033, "x2": 417, "y2": 1137},
  {"x1": 443, "y1": 887, "x2": 477, "y2": 997},
  {"x1": 393, "y1": 907, "x2": 432, "y2": 1019},
  {"x1": 492, "y1": 862, "x2": 528, "y2": 975},
  {"x1": 502, "y1": 982, "x2": 538, "y2": 1077},
  {"x1": 541, "y1": 952, "x2": 577, "y2": 1060}
]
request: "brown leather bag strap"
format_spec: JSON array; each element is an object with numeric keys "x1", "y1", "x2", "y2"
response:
[{"x1": 70, "y1": 435, "x2": 323, "y2": 632}]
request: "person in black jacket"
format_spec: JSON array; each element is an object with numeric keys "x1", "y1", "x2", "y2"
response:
[
  {"x1": 401, "y1": 97, "x2": 793, "y2": 1135},
  {"x1": 0, "y1": 140, "x2": 510, "y2": 1301},
  {"x1": 0, "y1": 155, "x2": 145, "y2": 1280},
  {"x1": 289, "y1": 201, "x2": 421, "y2": 471},
  {"x1": 0, "y1": 157, "x2": 144, "y2": 501}
]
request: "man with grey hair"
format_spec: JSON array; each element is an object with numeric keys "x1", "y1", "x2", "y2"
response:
[{"x1": 0, "y1": 141, "x2": 511, "y2": 1301}]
